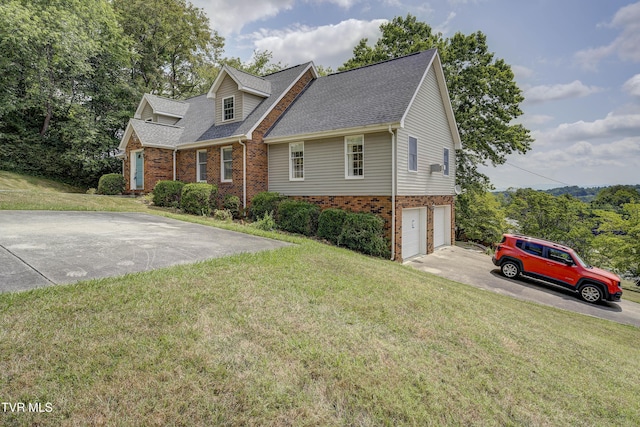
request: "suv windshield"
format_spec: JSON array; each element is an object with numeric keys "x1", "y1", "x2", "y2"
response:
[{"x1": 573, "y1": 251, "x2": 590, "y2": 268}]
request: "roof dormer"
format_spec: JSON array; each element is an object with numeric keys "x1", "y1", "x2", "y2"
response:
[
  {"x1": 207, "y1": 65, "x2": 272, "y2": 124},
  {"x1": 134, "y1": 94, "x2": 188, "y2": 125}
]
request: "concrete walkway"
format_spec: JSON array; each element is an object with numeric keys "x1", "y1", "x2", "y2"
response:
[{"x1": 0, "y1": 211, "x2": 290, "y2": 292}]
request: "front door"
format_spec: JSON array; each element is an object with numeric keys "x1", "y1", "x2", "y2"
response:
[{"x1": 131, "y1": 150, "x2": 144, "y2": 190}]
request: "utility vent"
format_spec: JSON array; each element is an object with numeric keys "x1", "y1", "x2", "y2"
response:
[{"x1": 430, "y1": 164, "x2": 443, "y2": 173}]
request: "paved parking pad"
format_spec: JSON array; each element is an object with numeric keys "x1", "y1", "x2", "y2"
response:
[
  {"x1": 408, "y1": 246, "x2": 640, "y2": 328},
  {"x1": 0, "y1": 211, "x2": 290, "y2": 292}
]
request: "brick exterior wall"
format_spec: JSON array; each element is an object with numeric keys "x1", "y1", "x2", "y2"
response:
[
  {"x1": 122, "y1": 130, "x2": 173, "y2": 194},
  {"x1": 293, "y1": 194, "x2": 455, "y2": 262}
]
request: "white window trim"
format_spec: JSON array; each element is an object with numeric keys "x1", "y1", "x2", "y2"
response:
[
  {"x1": 408, "y1": 135, "x2": 418, "y2": 173},
  {"x1": 344, "y1": 135, "x2": 364, "y2": 179},
  {"x1": 221, "y1": 146, "x2": 233, "y2": 183},
  {"x1": 443, "y1": 147, "x2": 450, "y2": 176},
  {"x1": 197, "y1": 149, "x2": 208, "y2": 182},
  {"x1": 289, "y1": 141, "x2": 304, "y2": 181},
  {"x1": 222, "y1": 95, "x2": 235, "y2": 122}
]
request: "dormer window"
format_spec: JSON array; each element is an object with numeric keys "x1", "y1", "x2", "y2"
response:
[{"x1": 223, "y1": 96, "x2": 235, "y2": 121}]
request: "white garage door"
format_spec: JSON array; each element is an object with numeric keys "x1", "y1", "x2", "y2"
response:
[
  {"x1": 402, "y1": 208, "x2": 425, "y2": 260},
  {"x1": 433, "y1": 206, "x2": 450, "y2": 248}
]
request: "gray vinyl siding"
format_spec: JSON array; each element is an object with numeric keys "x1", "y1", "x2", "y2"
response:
[
  {"x1": 243, "y1": 93, "x2": 263, "y2": 119},
  {"x1": 268, "y1": 132, "x2": 392, "y2": 196},
  {"x1": 216, "y1": 75, "x2": 242, "y2": 124},
  {"x1": 397, "y1": 67, "x2": 456, "y2": 196},
  {"x1": 141, "y1": 103, "x2": 153, "y2": 121}
]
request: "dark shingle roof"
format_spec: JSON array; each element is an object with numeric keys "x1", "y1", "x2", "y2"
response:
[
  {"x1": 225, "y1": 67, "x2": 271, "y2": 96},
  {"x1": 265, "y1": 49, "x2": 437, "y2": 139},
  {"x1": 144, "y1": 94, "x2": 189, "y2": 117},
  {"x1": 130, "y1": 119, "x2": 183, "y2": 148}
]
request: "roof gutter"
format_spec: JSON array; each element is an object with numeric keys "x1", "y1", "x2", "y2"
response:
[
  {"x1": 389, "y1": 125, "x2": 396, "y2": 261},
  {"x1": 263, "y1": 122, "x2": 401, "y2": 144},
  {"x1": 238, "y1": 139, "x2": 247, "y2": 212},
  {"x1": 177, "y1": 134, "x2": 246, "y2": 150}
]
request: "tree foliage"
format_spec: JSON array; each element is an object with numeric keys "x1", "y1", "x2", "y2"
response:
[
  {"x1": 340, "y1": 15, "x2": 532, "y2": 191},
  {"x1": 0, "y1": 0, "x2": 133, "y2": 186},
  {"x1": 455, "y1": 190, "x2": 507, "y2": 244},
  {"x1": 112, "y1": 0, "x2": 224, "y2": 99}
]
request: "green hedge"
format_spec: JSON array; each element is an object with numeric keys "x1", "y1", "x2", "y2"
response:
[
  {"x1": 338, "y1": 212, "x2": 390, "y2": 258},
  {"x1": 97, "y1": 173, "x2": 125, "y2": 195},
  {"x1": 223, "y1": 194, "x2": 241, "y2": 219},
  {"x1": 180, "y1": 183, "x2": 217, "y2": 216},
  {"x1": 276, "y1": 200, "x2": 320, "y2": 236},
  {"x1": 317, "y1": 208, "x2": 348, "y2": 244},
  {"x1": 250, "y1": 191, "x2": 286, "y2": 220},
  {"x1": 152, "y1": 180, "x2": 185, "y2": 208}
]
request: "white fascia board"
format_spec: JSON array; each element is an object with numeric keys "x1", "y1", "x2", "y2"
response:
[
  {"x1": 207, "y1": 66, "x2": 231, "y2": 99},
  {"x1": 133, "y1": 95, "x2": 150, "y2": 119},
  {"x1": 118, "y1": 121, "x2": 135, "y2": 151},
  {"x1": 239, "y1": 86, "x2": 270, "y2": 98},
  {"x1": 154, "y1": 111, "x2": 184, "y2": 119},
  {"x1": 263, "y1": 122, "x2": 400, "y2": 144},
  {"x1": 177, "y1": 134, "x2": 247, "y2": 150}
]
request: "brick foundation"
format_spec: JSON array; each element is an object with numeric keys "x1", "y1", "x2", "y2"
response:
[{"x1": 293, "y1": 194, "x2": 455, "y2": 262}]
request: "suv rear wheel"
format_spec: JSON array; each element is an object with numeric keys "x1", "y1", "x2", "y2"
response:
[
  {"x1": 579, "y1": 283, "x2": 602, "y2": 303},
  {"x1": 501, "y1": 261, "x2": 520, "y2": 279}
]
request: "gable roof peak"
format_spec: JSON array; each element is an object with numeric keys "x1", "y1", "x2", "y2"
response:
[{"x1": 207, "y1": 64, "x2": 272, "y2": 99}]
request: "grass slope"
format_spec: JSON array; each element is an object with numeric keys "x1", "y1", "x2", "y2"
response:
[{"x1": 1, "y1": 172, "x2": 639, "y2": 425}]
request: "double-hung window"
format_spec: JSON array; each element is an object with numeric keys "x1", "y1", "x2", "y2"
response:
[
  {"x1": 345, "y1": 135, "x2": 364, "y2": 179},
  {"x1": 197, "y1": 149, "x2": 207, "y2": 182},
  {"x1": 222, "y1": 96, "x2": 234, "y2": 121},
  {"x1": 289, "y1": 142, "x2": 304, "y2": 181},
  {"x1": 408, "y1": 136, "x2": 418, "y2": 172},
  {"x1": 443, "y1": 148, "x2": 450, "y2": 176},
  {"x1": 221, "y1": 146, "x2": 233, "y2": 182}
]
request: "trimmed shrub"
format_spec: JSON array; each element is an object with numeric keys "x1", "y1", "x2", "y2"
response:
[
  {"x1": 213, "y1": 209, "x2": 233, "y2": 222},
  {"x1": 338, "y1": 212, "x2": 390, "y2": 258},
  {"x1": 180, "y1": 183, "x2": 217, "y2": 216},
  {"x1": 276, "y1": 200, "x2": 320, "y2": 236},
  {"x1": 250, "y1": 191, "x2": 286, "y2": 220},
  {"x1": 152, "y1": 180, "x2": 185, "y2": 208},
  {"x1": 318, "y1": 208, "x2": 348, "y2": 244},
  {"x1": 97, "y1": 173, "x2": 125, "y2": 195},
  {"x1": 223, "y1": 194, "x2": 241, "y2": 219},
  {"x1": 251, "y1": 211, "x2": 277, "y2": 231}
]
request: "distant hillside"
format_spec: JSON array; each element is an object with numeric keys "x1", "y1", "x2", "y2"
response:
[{"x1": 494, "y1": 184, "x2": 640, "y2": 203}]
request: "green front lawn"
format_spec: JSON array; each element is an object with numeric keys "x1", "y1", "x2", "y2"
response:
[{"x1": 1, "y1": 173, "x2": 639, "y2": 425}]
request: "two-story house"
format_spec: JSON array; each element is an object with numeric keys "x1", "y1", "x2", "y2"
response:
[{"x1": 118, "y1": 49, "x2": 462, "y2": 262}]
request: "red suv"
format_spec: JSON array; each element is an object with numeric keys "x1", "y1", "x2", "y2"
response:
[{"x1": 492, "y1": 234, "x2": 622, "y2": 303}]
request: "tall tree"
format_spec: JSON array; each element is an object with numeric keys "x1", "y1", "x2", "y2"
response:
[
  {"x1": 112, "y1": 0, "x2": 224, "y2": 99},
  {"x1": 340, "y1": 15, "x2": 532, "y2": 191},
  {"x1": 0, "y1": 0, "x2": 133, "y2": 186}
]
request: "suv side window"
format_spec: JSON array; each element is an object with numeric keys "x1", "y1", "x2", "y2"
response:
[
  {"x1": 547, "y1": 248, "x2": 573, "y2": 264},
  {"x1": 518, "y1": 241, "x2": 544, "y2": 257}
]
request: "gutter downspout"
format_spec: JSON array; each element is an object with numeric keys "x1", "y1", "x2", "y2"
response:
[
  {"x1": 173, "y1": 149, "x2": 177, "y2": 181},
  {"x1": 389, "y1": 125, "x2": 396, "y2": 261},
  {"x1": 238, "y1": 139, "x2": 247, "y2": 211}
]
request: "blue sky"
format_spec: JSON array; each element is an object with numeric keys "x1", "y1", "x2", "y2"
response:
[{"x1": 191, "y1": 0, "x2": 640, "y2": 190}]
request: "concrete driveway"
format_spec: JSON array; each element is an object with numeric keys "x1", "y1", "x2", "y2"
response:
[
  {"x1": 0, "y1": 211, "x2": 289, "y2": 292},
  {"x1": 408, "y1": 245, "x2": 640, "y2": 328}
]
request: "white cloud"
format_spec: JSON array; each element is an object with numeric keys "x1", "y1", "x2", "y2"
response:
[
  {"x1": 524, "y1": 80, "x2": 602, "y2": 104},
  {"x1": 521, "y1": 114, "x2": 554, "y2": 126},
  {"x1": 623, "y1": 74, "x2": 640, "y2": 97},
  {"x1": 575, "y1": 1, "x2": 640, "y2": 70},
  {"x1": 433, "y1": 12, "x2": 456, "y2": 35},
  {"x1": 534, "y1": 112, "x2": 640, "y2": 144},
  {"x1": 511, "y1": 65, "x2": 534, "y2": 80},
  {"x1": 526, "y1": 138, "x2": 640, "y2": 170},
  {"x1": 190, "y1": 0, "x2": 295, "y2": 35},
  {"x1": 247, "y1": 19, "x2": 387, "y2": 68}
]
